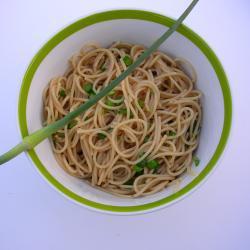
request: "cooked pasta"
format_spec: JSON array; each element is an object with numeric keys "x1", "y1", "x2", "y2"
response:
[{"x1": 43, "y1": 41, "x2": 202, "y2": 197}]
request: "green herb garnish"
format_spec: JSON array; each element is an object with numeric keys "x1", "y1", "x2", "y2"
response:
[
  {"x1": 147, "y1": 159, "x2": 159, "y2": 170},
  {"x1": 118, "y1": 108, "x2": 127, "y2": 115},
  {"x1": 193, "y1": 156, "x2": 200, "y2": 166},
  {"x1": 144, "y1": 135, "x2": 150, "y2": 143},
  {"x1": 168, "y1": 131, "x2": 176, "y2": 137},
  {"x1": 59, "y1": 89, "x2": 66, "y2": 97},
  {"x1": 106, "y1": 99, "x2": 114, "y2": 107},
  {"x1": 122, "y1": 55, "x2": 133, "y2": 66},
  {"x1": 83, "y1": 82, "x2": 96, "y2": 97},
  {"x1": 133, "y1": 165, "x2": 143, "y2": 173},
  {"x1": 89, "y1": 92, "x2": 96, "y2": 98},
  {"x1": 98, "y1": 133, "x2": 106, "y2": 140},
  {"x1": 83, "y1": 83, "x2": 94, "y2": 94},
  {"x1": 67, "y1": 120, "x2": 77, "y2": 129},
  {"x1": 138, "y1": 99, "x2": 144, "y2": 108}
]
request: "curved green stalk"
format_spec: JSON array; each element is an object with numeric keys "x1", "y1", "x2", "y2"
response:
[{"x1": 0, "y1": 0, "x2": 199, "y2": 165}]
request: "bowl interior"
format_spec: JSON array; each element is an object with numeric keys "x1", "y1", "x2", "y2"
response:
[{"x1": 21, "y1": 13, "x2": 228, "y2": 212}]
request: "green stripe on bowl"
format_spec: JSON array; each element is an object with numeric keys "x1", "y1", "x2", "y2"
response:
[{"x1": 18, "y1": 10, "x2": 232, "y2": 213}]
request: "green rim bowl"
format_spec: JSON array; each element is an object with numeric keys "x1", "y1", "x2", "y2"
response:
[{"x1": 18, "y1": 10, "x2": 232, "y2": 215}]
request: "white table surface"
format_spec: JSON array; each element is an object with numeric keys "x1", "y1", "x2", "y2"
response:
[{"x1": 0, "y1": 0, "x2": 249, "y2": 249}]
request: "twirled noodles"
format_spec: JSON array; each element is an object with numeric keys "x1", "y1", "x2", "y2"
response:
[{"x1": 43, "y1": 42, "x2": 202, "y2": 197}]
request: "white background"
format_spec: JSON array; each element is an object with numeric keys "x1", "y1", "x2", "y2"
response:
[{"x1": 0, "y1": 0, "x2": 249, "y2": 249}]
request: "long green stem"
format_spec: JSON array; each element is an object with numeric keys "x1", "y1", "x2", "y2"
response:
[{"x1": 0, "y1": 0, "x2": 199, "y2": 165}]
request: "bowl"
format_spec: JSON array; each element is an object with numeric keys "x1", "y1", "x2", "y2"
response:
[{"x1": 18, "y1": 10, "x2": 232, "y2": 215}]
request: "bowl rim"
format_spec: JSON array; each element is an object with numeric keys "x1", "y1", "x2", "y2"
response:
[{"x1": 18, "y1": 9, "x2": 232, "y2": 214}]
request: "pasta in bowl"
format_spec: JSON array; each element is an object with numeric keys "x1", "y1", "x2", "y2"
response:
[
  {"x1": 43, "y1": 42, "x2": 202, "y2": 198},
  {"x1": 18, "y1": 10, "x2": 232, "y2": 214}
]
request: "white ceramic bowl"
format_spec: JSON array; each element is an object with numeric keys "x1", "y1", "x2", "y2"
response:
[{"x1": 18, "y1": 10, "x2": 232, "y2": 215}]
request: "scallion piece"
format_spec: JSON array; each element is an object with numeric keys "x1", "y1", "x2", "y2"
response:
[
  {"x1": 147, "y1": 159, "x2": 159, "y2": 170},
  {"x1": 83, "y1": 83, "x2": 93, "y2": 94},
  {"x1": 168, "y1": 131, "x2": 176, "y2": 136},
  {"x1": 193, "y1": 156, "x2": 200, "y2": 166},
  {"x1": 89, "y1": 92, "x2": 96, "y2": 98},
  {"x1": 118, "y1": 108, "x2": 127, "y2": 115},
  {"x1": 106, "y1": 99, "x2": 114, "y2": 107},
  {"x1": 138, "y1": 99, "x2": 144, "y2": 108},
  {"x1": 123, "y1": 55, "x2": 133, "y2": 66},
  {"x1": 133, "y1": 165, "x2": 143, "y2": 173},
  {"x1": 59, "y1": 89, "x2": 66, "y2": 97},
  {"x1": 98, "y1": 133, "x2": 106, "y2": 140},
  {"x1": 67, "y1": 120, "x2": 77, "y2": 129}
]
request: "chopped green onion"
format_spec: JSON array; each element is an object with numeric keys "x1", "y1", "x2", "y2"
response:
[
  {"x1": 118, "y1": 108, "x2": 127, "y2": 115},
  {"x1": 193, "y1": 156, "x2": 200, "y2": 166},
  {"x1": 138, "y1": 99, "x2": 144, "y2": 108},
  {"x1": 106, "y1": 99, "x2": 114, "y2": 107},
  {"x1": 133, "y1": 165, "x2": 143, "y2": 173},
  {"x1": 146, "y1": 159, "x2": 159, "y2": 170},
  {"x1": 89, "y1": 92, "x2": 96, "y2": 98},
  {"x1": 168, "y1": 131, "x2": 176, "y2": 136},
  {"x1": 59, "y1": 89, "x2": 66, "y2": 97},
  {"x1": 83, "y1": 83, "x2": 93, "y2": 94},
  {"x1": 98, "y1": 133, "x2": 106, "y2": 140},
  {"x1": 144, "y1": 135, "x2": 150, "y2": 143},
  {"x1": 67, "y1": 120, "x2": 77, "y2": 129},
  {"x1": 122, "y1": 55, "x2": 133, "y2": 66}
]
